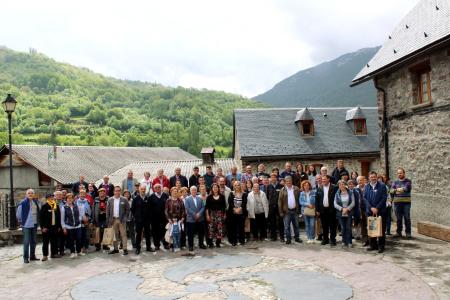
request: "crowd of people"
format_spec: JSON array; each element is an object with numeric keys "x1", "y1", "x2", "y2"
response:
[{"x1": 15, "y1": 160, "x2": 412, "y2": 264}]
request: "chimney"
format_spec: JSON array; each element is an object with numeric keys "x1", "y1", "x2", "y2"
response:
[
  {"x1": 201, "y1": 147, "x2": 215, "y2": 165},
  {"x1": 53, "y1": 145, "x2": 57, "y2": 160}
]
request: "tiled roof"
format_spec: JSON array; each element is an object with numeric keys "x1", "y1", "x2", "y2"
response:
[
  {"x1": 234, "y1": 107, "x2": 379, "y2": 158},
  {"x1": 100, "y1": 159, "x2": 239, "y2": 186},
  {"x1": 1, "y1": 145, "x2": 198, "y2": 184},
  {"x1": 201, "y1": 147, "x2": 215, "y2": 154},
  {"x1": 352, "y1": 0, "x2": 450, "y2": 85},
  {"x1": 345, "y1": 107, "x2": 365, "y2": 121}
]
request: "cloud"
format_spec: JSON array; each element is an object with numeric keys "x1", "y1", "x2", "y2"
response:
[{"x1": 0, "y1": 0, "x2": 419, "y2": 97}]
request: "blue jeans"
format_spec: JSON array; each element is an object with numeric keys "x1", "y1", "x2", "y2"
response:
[
  {"x1": 67, "y1": 228, "x2": 82, "y2": 254},
  {"x1": 339, "y1": 216, "x2": 352, "y2": 245},
  {"x1": 283, "y1": 210, "x2": 299, "y2": 241},
  {"x1": 23, "y1": 225, "x2": 37, "y2": 260},
  {"x1": 394, "y1": 202, "x2": 411, "y2": 235},
  {"x1": 172, "y1": 223, "x2": 180, "y2": 250},
  {"x1": 304, "y1": 216, "x2": 315, "y2": 240}
]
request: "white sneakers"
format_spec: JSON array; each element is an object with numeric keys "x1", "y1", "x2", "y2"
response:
[
  {"x1": 70, "y1": 253, "x2": 76, "y2": 259},
  {"x1": 306, "y1": 239, "x2": 316, "y2": 244}
]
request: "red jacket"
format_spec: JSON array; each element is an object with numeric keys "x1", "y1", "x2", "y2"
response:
[{"x1": 152, "y1": 176, "x2": 170, "y2": 191}]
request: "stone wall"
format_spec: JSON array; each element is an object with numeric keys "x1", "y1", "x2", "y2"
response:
[{"x1": 376, "y1": 47, "x2": 450, "y2": 226}]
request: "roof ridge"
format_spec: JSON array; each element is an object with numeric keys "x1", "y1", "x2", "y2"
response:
[{"x1": 235, "y1": 107, "x2": 378, "y2": 111}]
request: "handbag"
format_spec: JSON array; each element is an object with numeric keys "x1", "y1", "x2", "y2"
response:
[
  {"x1": 101, "y1": 227, "x2": 116, "y2": 246},
  {"x1": 367, "y1": 215, "x2": 383, "y2": 238},
  {"x1": 304, "y1": 207, "x2": 316, "y2": 217},
  {"x1": 89, "y1": 225, "x2": 100, "y2": 244}
]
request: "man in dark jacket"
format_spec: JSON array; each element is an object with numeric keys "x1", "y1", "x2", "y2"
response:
[
  {"x1": 189, "y1": 166, "x2": 201, "y2": 188},
  {"x1": 72, "y1": 175, "x2": 88, "y2": 195},
  {"x1": 364, "y1": 171, "x2": 388, "y2": 253},
  {"x1": 93, "y1": 188, "x2": 110, "y2": 251},
  {"x1": 331, "y1": 160, "x2": 349, "y2": 185},
  {"x1": 170, "y1": 167, "x2": 188, "y2": 188},
  {"x1": 149, "y1": 184, "x2": 169, "y2": 250},
  {"x1": 132, "y1": 185, "x2": 153, "y2": 254},
  {"x1": 40, "y1": 193, "x2": 61, "y2": 261},
  {"x1": 315, "y1": 175, "x2": 338, "y2": 246},
  {"x1": 266, "y1": 173, "x2": 284, "y2": 241},
  {"x1": 203, "y1": 166, "x2": 215, "y2": 190}
]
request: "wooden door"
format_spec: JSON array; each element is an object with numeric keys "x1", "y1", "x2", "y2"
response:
[{"x1": 360, "y1": 161, "x2": 370, "y2": 177}]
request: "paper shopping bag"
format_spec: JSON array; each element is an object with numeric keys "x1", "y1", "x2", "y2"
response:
[
  {"x1": 101, "y1": 227, "x2": 115, "y2": 246},
  {"x1": 367, "y1": 216, "x2": 383, "y2": 238}
]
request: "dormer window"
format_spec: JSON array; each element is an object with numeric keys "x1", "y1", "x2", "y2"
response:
[
  {"x1": 346, "y1": 107, "x2": 367, "y2": 136},
  {"x1": 301, "y1": 120, "x2": 314, "y2": 136},
  {"x1": 354, "y1": 119, "x2": 367, "y2": 135},
  {"x1": 295, "y1": 108, "x2": 314, "y2": 137}
]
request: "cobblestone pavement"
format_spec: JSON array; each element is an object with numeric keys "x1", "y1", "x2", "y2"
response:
[{"x1": 0, "y1": 228, "x2": 448, "y2": 300}]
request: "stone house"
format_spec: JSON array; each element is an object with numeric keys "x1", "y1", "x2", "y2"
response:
[
  {"x1": 352, "y1": 0, "x2": 450, "y2": 227},
  {"x1": 233, "y1": 107, "x2": 380, "y2": 176}
]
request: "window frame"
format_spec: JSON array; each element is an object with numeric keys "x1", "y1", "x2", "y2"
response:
[
  {"x1": 301, "y1": 120, "x2": 314, "y2": 136},
  {"x1": 417, "y1": 70, "x2": 432, "y2": 105},
  {"x1": 353, "y1": 118, "x2": 367, "y2": 135}
]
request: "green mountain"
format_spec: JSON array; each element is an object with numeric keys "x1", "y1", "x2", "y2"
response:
[
  {"x1": 0, "y1": 47, "x2": 265, "y2": 157},
  {"x1": 253, "y1": 47, "x2": 380, "y2": 107}
]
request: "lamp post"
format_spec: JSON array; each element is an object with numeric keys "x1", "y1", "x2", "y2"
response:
[{"x1": 2, "y1": 94, "x2": 17, "y2": 230}]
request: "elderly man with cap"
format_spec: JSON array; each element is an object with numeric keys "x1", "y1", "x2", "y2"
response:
[
  {"x1": 40, "y1": 193, "x2": 62, "y2": 261},
  {"x1": 93, "y1": 187, "x2": 110, "y2": 251}
]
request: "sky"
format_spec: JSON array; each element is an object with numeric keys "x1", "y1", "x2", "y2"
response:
[{"x1": 0, "y1": 0, "x2": 420, "y2": 97}]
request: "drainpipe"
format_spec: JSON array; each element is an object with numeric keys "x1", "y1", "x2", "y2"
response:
[{"x1": 374, "y1": 78, "x2": 390, "y2": 180}]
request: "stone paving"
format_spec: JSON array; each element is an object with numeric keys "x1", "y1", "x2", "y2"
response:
[{"x1": 0, "y1": 228, "x2": 449, "y2": 300}]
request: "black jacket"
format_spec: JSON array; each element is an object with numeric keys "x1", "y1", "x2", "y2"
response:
[
  {"x1": 315, "y1": 184, "x2": 338, "y2": 214},
  {"x1": 170, "y1": 175, "x2": 188, "y2": 188},
  {"x1": 266, "y1": 183, "x2": 283, "y2": 207},
  {"x1": 149, "y1": 193, "x2": 168, "y2": 220},
  {"x1": 227, "y1": 192, "x2": 248, "y2": 218},
  {"x1": 40, "y1": 203, "x2": 61, "y2": 229},
  {"x1": 97, "y1": 182, "x2": 115, "y2": 197},
  {"x1": 293, "y1": 172, "x2": 308, "y2": 187},
  {"x1": 189, "y1": 174, "x2": 200, "y2": 188},
  {"x1": 331, "y1": 167, "x2": 349, "y2": 184},
  {"x1": 72, "y1": 181, "x2": 88, "y2": 195},
  {"x1": 131, "y1": 194, "x2": 152, "y2": 223}
]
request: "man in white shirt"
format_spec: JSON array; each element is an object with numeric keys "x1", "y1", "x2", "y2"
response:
[
  {"x1": 278, "y1": 176, "x2": 302, "y2": 244},
  {"x1": 315, "y1": 175, "x2": 338, "y2": 246},
  {"x1": 106, "y1": 186, "x2": 130, "y2": 255}
]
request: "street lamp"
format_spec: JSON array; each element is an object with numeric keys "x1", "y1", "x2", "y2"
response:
[{"x1": 2, "y1": 94, "x2": 17, "y2": 230}]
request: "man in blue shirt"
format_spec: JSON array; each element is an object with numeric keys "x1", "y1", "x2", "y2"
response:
[{"x1": 16, "y1": 189, "x2": 40, "y2": 263}]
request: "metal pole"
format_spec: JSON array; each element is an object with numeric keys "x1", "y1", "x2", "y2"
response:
[{"x1": 8, "y1": 112, "x2": 16, "y2": 230}]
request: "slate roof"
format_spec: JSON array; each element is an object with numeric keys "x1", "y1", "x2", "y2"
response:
[
  {"x1": 100, "y1": 159, "x2": 239, "y2": 186},
  {"x1": 0, "y1": 145, "x2": 198, "y2": 184},
  {"x1": 234, "y1": 107, "x2": 379, "y2": 159},
  {"x1": 345, "y1": 107, "x2": 365, "y2": 121},
  {"x1": 294, "y1": 108, "x2": 314, "y2": 122},
  {"x1": 352, "y1": 0, "x2": 450, "y2": 85}
]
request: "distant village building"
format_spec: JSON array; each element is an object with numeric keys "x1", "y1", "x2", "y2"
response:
[
  {"x1": 352, "y1": 0, "x2": 450, "y2": 227},
  {"x1": 233, "y1": 107, "x2": 380, "y2": 176},
  {"x1": 0, "y1": 145, "x2": 198, "y2": 197}
]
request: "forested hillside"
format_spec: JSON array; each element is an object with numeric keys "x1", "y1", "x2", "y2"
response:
[{"x1": 0, "y1": 47, "x2": 265, "y2": 157}]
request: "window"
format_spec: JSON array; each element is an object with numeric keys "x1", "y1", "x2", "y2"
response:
[
  {"x1": 354, "y1": 119, "x2": 367, "y2": 135},
  {"x1": 38, "y1": 171, "x2": 52, "y2": 186},
  {"x1": 409, "y1": 60, "x2": 432, "y2": 106},
  {"x1": 301, "y1": 120, "x2": 314, "y2": 136},
  {"x1": 417, "y1": 70, "x2": 432, "y2": 104}
]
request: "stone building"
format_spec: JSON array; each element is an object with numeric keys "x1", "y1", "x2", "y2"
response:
[
  {"x1": 233, "y1": 107, "x2": 380, "y2": 176},
  {"x1": 352, "y1": 0, "x2": 450, "y2": 226}
]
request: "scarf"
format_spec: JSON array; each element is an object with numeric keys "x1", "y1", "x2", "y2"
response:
[{"x1": 47, "y1": 198, "x2": 57, "y2": 210}]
